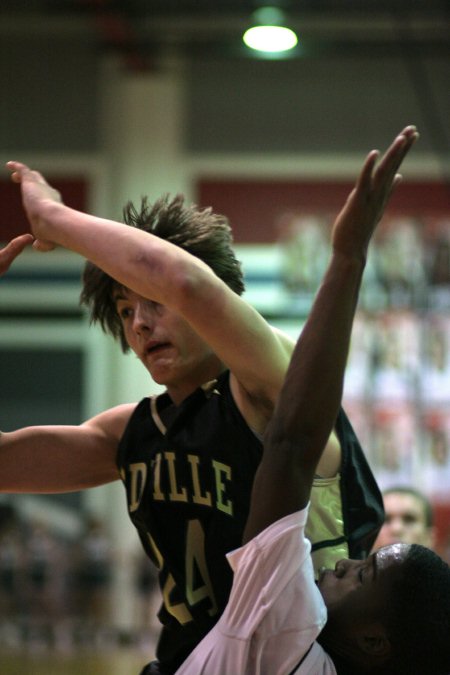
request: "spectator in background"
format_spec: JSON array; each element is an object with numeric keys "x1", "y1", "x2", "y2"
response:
[{"x1": 372, "y1": 486, "x2": 436, "y2": 550}]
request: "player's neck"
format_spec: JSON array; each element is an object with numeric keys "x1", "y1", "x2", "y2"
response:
[{"x1": 165, "y1": 361, "x2": 226, "y2": 406}]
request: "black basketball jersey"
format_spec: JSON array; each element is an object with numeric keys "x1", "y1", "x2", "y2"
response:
[
  {"x1": 117, "y1": 372, "x2": 384, "y2": 674},
  {"x1": 117, "y1": 371, "x2": 263, "y2": 672}
]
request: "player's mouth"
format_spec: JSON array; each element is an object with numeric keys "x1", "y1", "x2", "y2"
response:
[
  {"x1": 317, "y1": 566, "x2": 332, "y2": 586},
  {"x1": 143, "y1": 341, "x2": 172, "y2": 358}
]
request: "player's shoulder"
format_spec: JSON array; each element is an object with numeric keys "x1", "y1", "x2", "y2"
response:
[
  {"x1": 83, "y1": 402, "x2": 138, "y2": 440},
  {"x1": 92, "y1": 401, "x2": 138, "y2": 420}
]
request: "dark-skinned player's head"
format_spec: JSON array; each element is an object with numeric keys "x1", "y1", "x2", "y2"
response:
[{"x1": 317, "y1": 543, "x2": 450, "y2": 675}]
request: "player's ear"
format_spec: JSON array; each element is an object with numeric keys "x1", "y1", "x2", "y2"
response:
[{"x1": 357, "y1": 622, "x2": 391, "y2": 660}]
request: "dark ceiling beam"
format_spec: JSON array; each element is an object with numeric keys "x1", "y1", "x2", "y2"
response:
[{"x1": 75, "y1": 0, "x2": 153, "y2": 71}]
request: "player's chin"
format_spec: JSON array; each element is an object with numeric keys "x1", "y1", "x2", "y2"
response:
[
  {"x1": 145, "y1": 358, "x2": 178, "y2": 385},
  {"x1": 317, "y1": 567, "x2": 346, "y2": 608},
  {"x1": 316, "y1": 566, "x2": 333, "y2": 592}
]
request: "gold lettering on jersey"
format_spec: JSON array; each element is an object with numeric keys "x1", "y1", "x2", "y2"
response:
[
  {"x1": 125, "y1": 452, "x2": 233, "y2": 515},
  {"x1": 165, "y1": 451, "x2": 188, "y2": 502},
  {"x1": 129, "y1": 462, "x2": 147, "y2": 512},
  {"x1": 187, "y1": 454, "x2": 212, "y2": 506},
  {"x1": 212, "y1": 460, "x2": 233, "y2": 515},
  {"x1": 147, "y1": 531, "x2": 193, "y2": 623},
  {"x1": 147, "y1": 521, "x2": 217, "y2": 625},
  {"x1": 186, "y1": 519, "x2": 218, "y2": 616},
  {"x1": 163, "y1": 570, "x2": 193, "y2": 624}
]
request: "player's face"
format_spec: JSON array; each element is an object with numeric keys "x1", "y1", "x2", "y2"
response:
[
  {"x1": 114, "y1": 288, "x2": 221, "y2": 401},
  {"x1": 373, "y1": 493, "x2": 432, "y2": 548},
  {"x1": 317, "y1": 543, "x2": 410, "y2": 622}
]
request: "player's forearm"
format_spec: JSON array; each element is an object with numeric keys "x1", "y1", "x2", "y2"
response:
[
  {"x1": 274, "y1": 251, "x2": 364, "y2": 465},
  {"x1": 35, "y1": 200, "x2": 207, "y2": 306},
  {"x1": 243, "y1": 251, "x2": 364, "y2": 541},
  {"x1": 0, "y1": 427, "x2": 118, "y2": 493}
]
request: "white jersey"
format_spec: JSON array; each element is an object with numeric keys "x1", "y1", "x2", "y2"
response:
[{"x1": 175, "y1": 506, "x2": 337, "y2": 675}]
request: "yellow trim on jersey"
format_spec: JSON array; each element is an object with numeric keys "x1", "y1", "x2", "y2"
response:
[{"x1": 306, "y1": 474, "x2": 349, "y2": 579}]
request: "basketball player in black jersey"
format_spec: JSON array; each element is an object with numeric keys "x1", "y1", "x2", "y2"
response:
[{"x1": 1, "y1": 127, "x2": 415, "y2": 673}]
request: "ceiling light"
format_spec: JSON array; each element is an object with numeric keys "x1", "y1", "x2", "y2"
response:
[{"x1": 243, "y1": 6, "x2": 298, "y2": 54}]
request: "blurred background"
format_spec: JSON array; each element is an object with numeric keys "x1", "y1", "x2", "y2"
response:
[{"x1": 0, "y1": 0, "x2": 449, "y2": 671}]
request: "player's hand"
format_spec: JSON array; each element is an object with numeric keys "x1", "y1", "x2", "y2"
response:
[
  {"x1": 331, "y1": 125, "x2": 419, "y2": 262},
  {"x1": 6, "y1": 161, "x2": 62, "y2": 252},
  {"x1": 0, "y1": 234, "x2": 34, "y2": 276}
]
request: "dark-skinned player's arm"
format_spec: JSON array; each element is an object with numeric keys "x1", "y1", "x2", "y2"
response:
[
  {"x1": 0, "y1": 234, "x2": 33, "y2": 275},
  {"x1": 243, "y1": 125, "x2": 419, "y2": 544}
]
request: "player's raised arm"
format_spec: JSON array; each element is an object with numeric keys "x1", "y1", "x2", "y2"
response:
[
  {"x1": 7, "y1": 161, "x2": 293, "y2": 431},
  {"x1": 243, "y1": 125, "x2": 419, "y2": 543}
]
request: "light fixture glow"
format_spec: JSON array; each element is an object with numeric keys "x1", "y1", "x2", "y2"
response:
[{"x1": 243, "y1": 25, "x2": 298, "y2": 53}]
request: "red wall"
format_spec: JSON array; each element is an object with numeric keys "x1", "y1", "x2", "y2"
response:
[
  {"x1": 0, "y1": 177, "x2": 89, "y2": 241},
  {"x1": 198, "y1": 179, "x2": 450, "y2": 243}
]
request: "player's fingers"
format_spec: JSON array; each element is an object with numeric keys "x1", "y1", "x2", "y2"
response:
[
  {"x1": 6, "y1": 160, "x2": 29, "y2": 173},
  {"x1": 9, "y1": 233, "x2": 34, "y2": 250},
  {"x1": 0, "y1": 234, "x2": 34, "y2": 274},
  {"x1": 355, "y1": 150, "x2": 380, "y2": 193},
  {"x1": 400, "y1": 125, "x2": 419, "y2": 141},
  {"x1": 378, "y1": 173, "x2": 403, "y2": 213},
  {"x1": 377, "y1": 134, "x2": 408, "y2": 174},
  {"x1": 375, "y1": 130, "x2": 418, "y2": 189},
  {"x1": 6, "y1": 161, "x2": 47, "y2": 186},
  {"x1": 6, "y1": 161, "x2": 28, "y2": 182}
]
